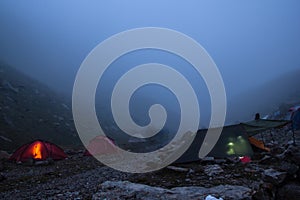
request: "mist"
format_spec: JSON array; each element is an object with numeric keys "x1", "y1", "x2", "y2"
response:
[{"x1": 1, "y1": 0, "x2": 300, "y2": 128}]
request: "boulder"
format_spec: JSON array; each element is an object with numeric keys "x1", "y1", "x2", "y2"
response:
[
  {"x1": 0, "y1": 150, "x2": 10, "y2": 160},
  {"x1": 263, "y1": 168, "x2": 287, "y2": 185},
  {"x1": 93, "y1": 181, "x2": 252, "y2": 200},
  {"x1": 252, "y1": 182, "x2": 275, "y2": 200},
  {"x1": 277, "y1": 183, "x2": 300, "y2": 200},
  {"x1": 204, "y1": 164, "x2": 224, "y2": 177}
]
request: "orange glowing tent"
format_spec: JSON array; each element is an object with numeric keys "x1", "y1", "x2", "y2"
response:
[{"x1": 9, "y1": 140, "x2": 67, "y2": 162}]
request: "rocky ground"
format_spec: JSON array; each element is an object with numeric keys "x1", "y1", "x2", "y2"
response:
[
  {"x1": 0, "y1": 63, "x2": 80, "y2": 151},
  {"x1": 0, "y1": 131, "x2": 300, "y2": 199},
  {"x1": 0, "y1": 129, "x2": 300, "y2": 200}
]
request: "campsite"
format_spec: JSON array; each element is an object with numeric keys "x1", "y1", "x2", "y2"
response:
[
  {"x1": 1, "y1": 109, "x2": 300, "y2": 199},
  {"x1": 0, "y1": 64, "x2": 300, "y2": 199},
  {"x1": 1, "y1": 1, "x2": 300, "y2": 200}
]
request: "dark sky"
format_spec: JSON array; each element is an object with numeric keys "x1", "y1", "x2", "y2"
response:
[{"x1": 0, "y1": 0, "x2": 299, "y2": 99}]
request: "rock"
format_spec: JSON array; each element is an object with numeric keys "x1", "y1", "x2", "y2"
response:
[
  {"x1": 276, "y1": 161, "x2": 299, "y2": 175},
  {"x1": 0, "y1": 150, "x2": 10, "y2": 159},
  {"x1": 93, "y1": 181, "x2": 252, "y2": 200},
  {"x1": 204, "y1": 164, "x2": 224, "y2": 176},
  {"x1": 0, "y1": 173, "x2": 6, "y2": 182},
  {"x1": 270, "y1": 146, "x2": 285, "y2": 155},
  {"x1": 286, "y1": 146, "x2": 300, "y2": 165},
  {"x1": 259, "y1": 155, "x2": 273, "y2": 164},
  {"x1": 2, "y1": 113, "x2": 15, "y2": 128},
  {"x1": 252, "y1": 182, "x2": 275, "y2": 200},
  {"x1": 214, "y1": 159, "x2": 226, "y2": 164},
  {"x1": 1, "y1": 80, "x2": 19, "y2": 93},
  {"x1": 263, "y1": 168, "x2": 287, "y2": 185},
  {"x1": 291, "y1": 152, "x2": 300, "y2": 165},
  {"x1": 226, "y1": 157, "x2": 240, "y2": 164},
  {"x1": 0, "y1": 161, "x2": 3, "y2": 171},
  {"x1": 202, "y1": 157, "x2": 215, "y2": 162},
  {"x1": 277, "y1": 183, "x2": 300, "y2": 200},
  {"x1": 166, "y1": 166, "x2": 189, "y2": 172},
  {"x1": 244, "y1": 165, "x2": 262, "y2": 173},
  {"x1": 205, "y1": 194, "x2": 223, "y2": 200}
]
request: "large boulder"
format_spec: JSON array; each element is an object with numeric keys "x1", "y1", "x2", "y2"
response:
[
  {"x1": 263, "y1": 168, "x2": 287, "y2": 185},
  {"x1": 277, "y1": 183, "x2": 300, "y2": 200},
  {"x1": 93, "y1": 181, "x2": 252, "y2": 200}
]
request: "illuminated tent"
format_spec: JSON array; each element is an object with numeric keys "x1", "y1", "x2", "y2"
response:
[
  {"x1": 176, "y1": 125, "x2": 253, "y2": 163},
  {"x1": 84, "y1": 136, "x2": 118, "y2": 156},
  {"x1": 9, "y1": 140, "x2": 67, "y2": 162}
]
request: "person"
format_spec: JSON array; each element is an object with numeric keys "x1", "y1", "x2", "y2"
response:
[{"x1": 255, "y1": 113, "x2": 260, "y2": 120}]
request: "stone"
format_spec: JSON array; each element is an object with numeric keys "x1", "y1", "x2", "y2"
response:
[
  {"x1": 252, "y1": 182, "x2": 275, "y2": 200},
  {"x1": 205, "y1": 195, "x2": 223, "y2": 200},
  {"x1": 204, "y1": 164, "x2": 224, "y2": 176},
  {"x1": 276, "y1": 161, "x2": 299, "y2": 175},
  {"x1": 263, "y1": 168, "x2": 287, "y2": 185},
  {"x1": 93, "y1": 181, "x2": 252, "y2": 200},
  {"x1": 277, "y1": 183, "x2": 300, "y2": 200},
  {"x1": 0, "y1": 173, "x2": 6, "y2": 182},
  {"x1": 214, "y1": 159, "x2": 226, "y2": 164},
  {"x1": 166, "y1": 166, "x2": 189, "y2": 172},
  {"x1": 2, "y1": 80, "x2": 19, "y2": 93},
  {"x1": 259, "y1": 155, "x2": 273, "y2": 164},
  {"x1": 0, "y1": 150, "x2": 10, "y2": 159},
  {"x1": 202, "y1": 157, "x2": 215, "y2": 162}
]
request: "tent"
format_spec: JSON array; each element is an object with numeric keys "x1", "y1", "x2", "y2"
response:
[
  {"x1": 9, "y1": 140, "x2": 67, "y2": 162},
  {"x1": 241, "y1": 119, "x2": 291, "y2": 137},
  {"x1": 285, "y1": 106, "x2": 300, "y2": 130},
  {"x1": 248, "y1": 136, "x2": 270, "y2": 152},
  {"x1": 176, "y1": 124, "x2": 253, "y2": 163},
  {"x1": 241, "y1": 119, "x2": 294, "y2": 149},
  {"x1": 84, "y1": 136, "x2": 118, "y2": 156}
]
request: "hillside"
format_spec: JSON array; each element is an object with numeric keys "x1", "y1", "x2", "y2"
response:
[
  {"x1": 0, "y1": 63, "x2": 80, "y2": 151},
  {"x1": 226, "y1": 69, "x2": 300, "y2": 124}
]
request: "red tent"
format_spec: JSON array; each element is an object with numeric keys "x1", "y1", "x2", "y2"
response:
[
  {"x1": 9, "y1": 140, "x2": 67, "y2": 162},
  {"x1": 84, "y1": 136, "x2": 118, "y2": 156}
]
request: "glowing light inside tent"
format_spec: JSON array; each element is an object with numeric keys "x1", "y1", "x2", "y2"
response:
[
  {"x1": 33, "y1": 142, "x2": 42, "y2": 159},
  {"x1": 227, "y1": 142, "x2": 235, "y2": 155}
]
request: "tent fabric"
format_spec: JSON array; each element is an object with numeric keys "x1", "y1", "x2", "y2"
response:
[
  {"x1": 176, "y1": 125, "x2": 253, "y2": 163},
  {"x1": 84, "y1": 136, "x2": 118, "y2": 156},
  {"x1": 248, "y1": 137, "x2": 270, "y2": 152},
  {"x1": 241, "y1": 119, "x2": 291, "y2": 136},
  {"x1": 9, "y1": 140, "x2": 67, "y2": 162}
]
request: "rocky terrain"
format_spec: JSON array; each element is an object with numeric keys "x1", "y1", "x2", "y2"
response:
[
  {"x1": 0, "y1": 63, "x2": 80, "y2": 151},
  {"x1": 1, "y1": 64, "x2": 300, "y2": 199},
  {"x1": 227, "y1": 69, "x2": 300, "y2": 124},
  {"x1": 0, "y1": 128, "x2": 299, "y2": 200}
]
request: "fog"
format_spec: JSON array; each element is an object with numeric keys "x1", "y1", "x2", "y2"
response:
[{"x1": 1, "y1": 1, "x2": 300, "y2": 130}]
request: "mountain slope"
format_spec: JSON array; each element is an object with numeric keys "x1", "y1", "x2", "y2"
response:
[
  {"x1": 227, "y1": 69, "x2": 300, "y2": 124},
  {"x1": 0, "y1": 63, "x2": 80, "y2": 151}
]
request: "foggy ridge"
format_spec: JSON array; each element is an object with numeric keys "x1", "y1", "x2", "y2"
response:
[{"x1": 0, "y1": 63, "x2": 80, "y2": 151}]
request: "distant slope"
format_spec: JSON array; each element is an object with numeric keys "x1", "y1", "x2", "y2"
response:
[
  {"x1": 226, "y1": 69, "x2": 300, "y2": 124},
  {"x1": 0, "y1": 63, "x2": 80, "y2": 152}
]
